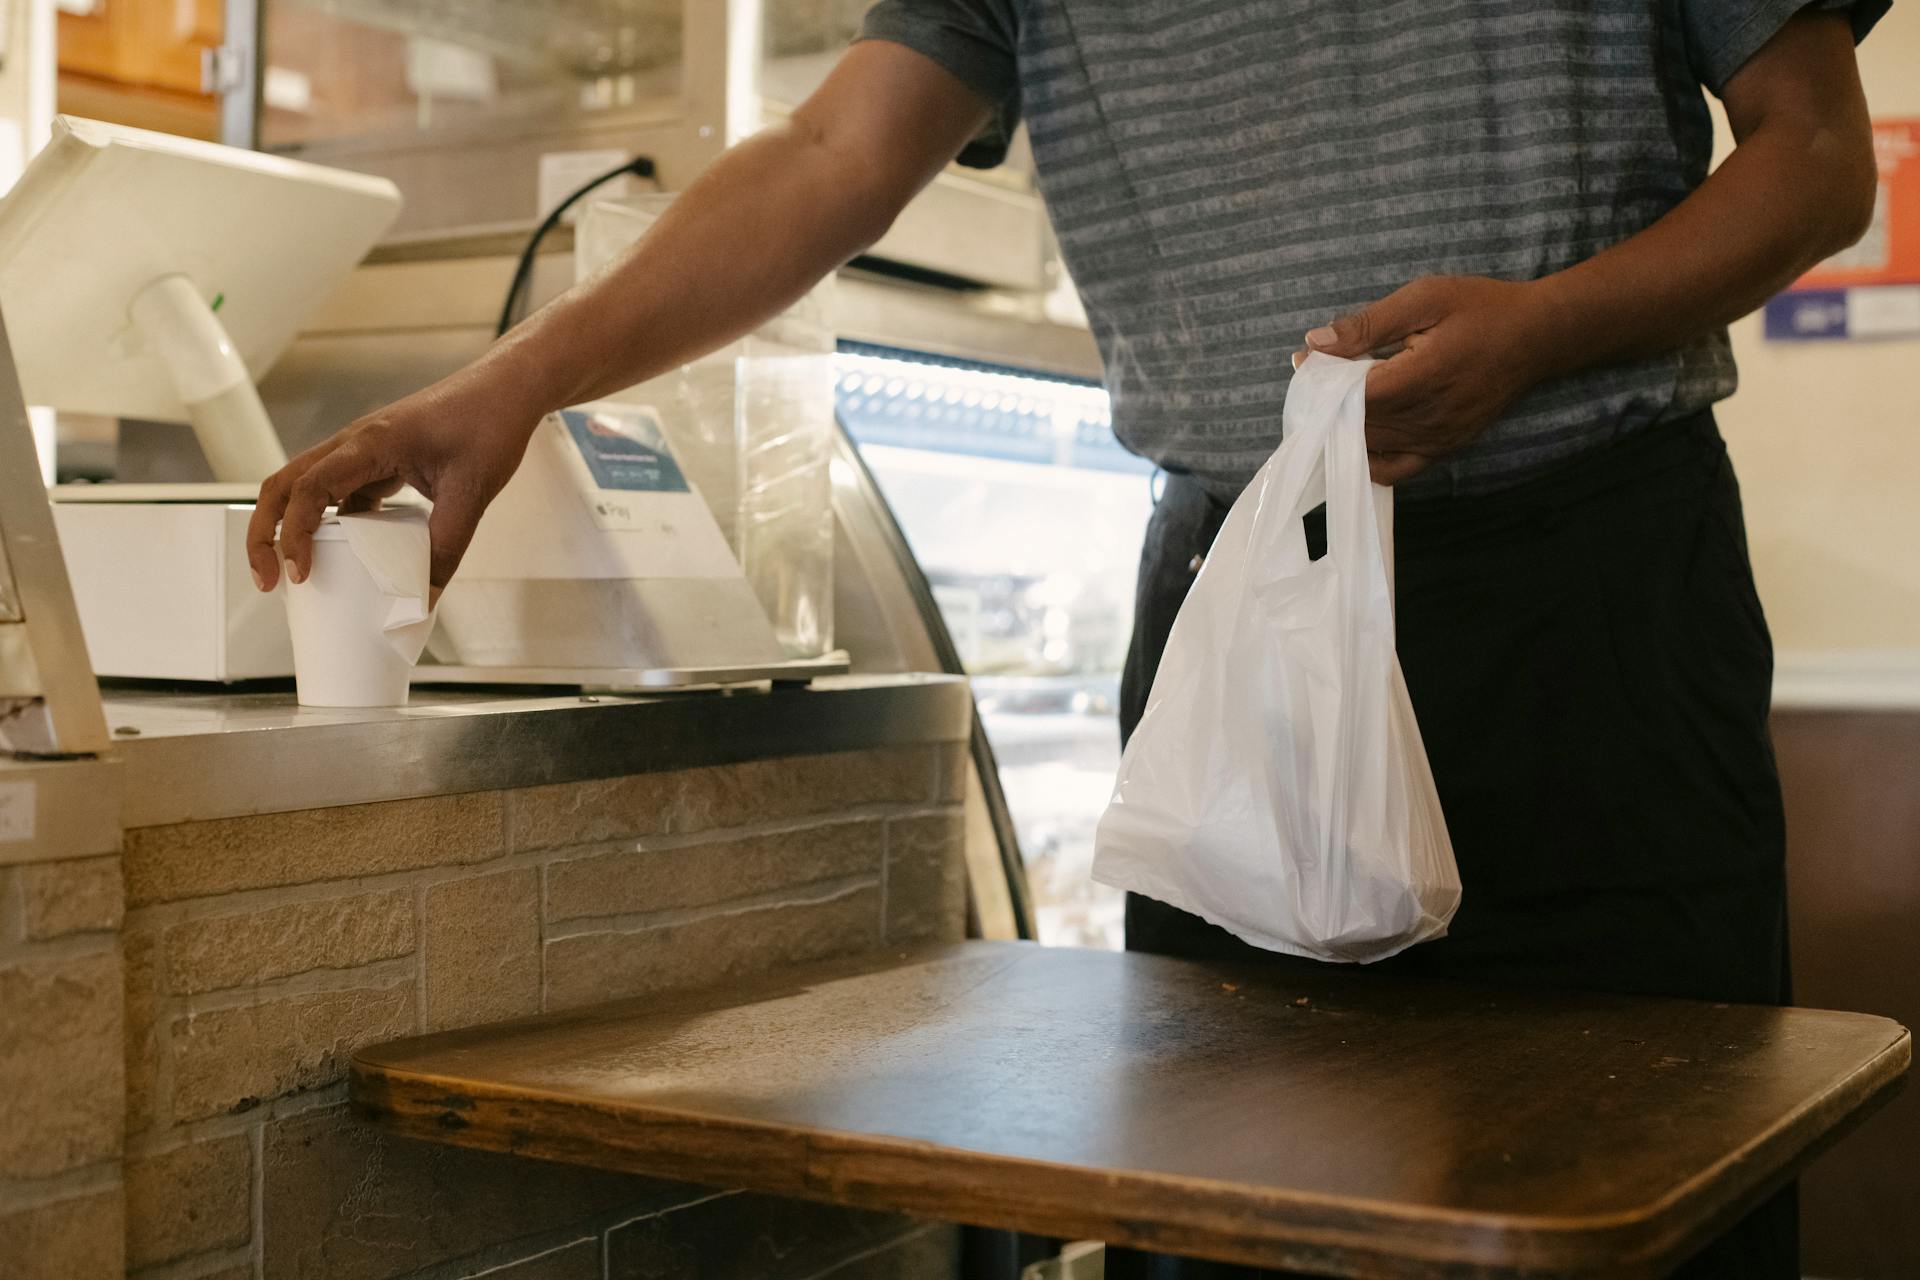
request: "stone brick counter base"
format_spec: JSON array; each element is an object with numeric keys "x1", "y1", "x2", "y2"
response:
[
  {"x1": 4, "y1": 742, "x2": 968, "y2": 1280},
  {"x1": 0, "y1": 850, "x2": 128, "y2": 1278}
]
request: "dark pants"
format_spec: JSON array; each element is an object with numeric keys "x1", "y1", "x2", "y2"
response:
[{"x1": 1106, "y1": 414, "x2": 1796, "y2": 1280}]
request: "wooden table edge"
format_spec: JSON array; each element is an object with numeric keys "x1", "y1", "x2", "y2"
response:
[
  {"x1": 1600, "y1": 1023, "x2": 1911, "y2": 1271},
  {"x1": 349, "y1": 1018, "x2": 1909, "y2": 1278}
]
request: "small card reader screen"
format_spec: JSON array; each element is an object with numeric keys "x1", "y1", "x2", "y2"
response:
[{"x1": 561, "y1": 408, "x2": 689, "y2": 493}]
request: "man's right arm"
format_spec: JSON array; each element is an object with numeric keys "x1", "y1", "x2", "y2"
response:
[{"x1": 249, "y1": 40, "x2": 991, "y2": 595}]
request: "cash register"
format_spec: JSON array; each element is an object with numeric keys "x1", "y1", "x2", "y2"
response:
[{"x1": 0, "y1": 118, "x2": 837, "y2": 689}]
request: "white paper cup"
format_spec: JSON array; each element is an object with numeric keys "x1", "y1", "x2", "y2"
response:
[{"x1": 283, "y1": 521, "x2": 416, "y2": 708}]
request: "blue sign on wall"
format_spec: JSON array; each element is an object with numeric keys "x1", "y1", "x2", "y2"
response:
[
  {"x1": 1765, "y1": 291, "x2": 1849, "y2": 341},
  {"x1": 1764, "y1": 286, "x2": 1920, "y2": 342}
]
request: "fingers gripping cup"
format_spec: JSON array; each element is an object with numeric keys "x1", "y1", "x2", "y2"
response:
[{"x1": 280, "y1": 509, "x2": 435, "y2": 708}]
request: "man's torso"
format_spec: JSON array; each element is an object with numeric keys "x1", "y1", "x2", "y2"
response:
[{"x1": 874, "y1": 0, "x2": 1742, "y2": 499}]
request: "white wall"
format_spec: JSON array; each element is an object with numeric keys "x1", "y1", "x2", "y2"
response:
[
  {"x1": 1715, "y1": 4, "x2": 1920, "y2": 677},
  {"x1": 0, "y1": 0, "x2": 56, "y2": 481}
]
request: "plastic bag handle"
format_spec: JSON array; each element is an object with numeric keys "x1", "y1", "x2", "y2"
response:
[
  {"x1": 1291, "y1": 356, "x2": 1392, "y2": 893},
  {"x1": 1237, "y1": 364, "x2": 1344, "y2": 590},
  {"x1": 1317, "y1": 361, "x2": 1393, "y2": 617},
  {"x1": 1274, "y1": 356, "x2": 1387, "y2": 592}
]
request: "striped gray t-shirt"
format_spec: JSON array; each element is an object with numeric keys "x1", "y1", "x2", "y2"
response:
[{"x1": 860, "y1": 0, "x2": 1886, "y2": 499}]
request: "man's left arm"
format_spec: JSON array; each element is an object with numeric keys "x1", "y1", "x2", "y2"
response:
[{"x1": 1300, "y1": 9, "x2": 1878, "y2": 485}]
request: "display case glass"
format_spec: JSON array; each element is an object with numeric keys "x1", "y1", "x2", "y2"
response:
[
  {"x1": 837, "y1": 344, "x2": 1150, "y2": 949},
  {"x1": 760, "y1": 0, "x2": 865, "y2": 111},
  {"x1": 250, "y1": 0, "x2": 1046, "y2": 264},
  {"x1": 758, "y1": 0, "x2": 1039, "y2": 187}
]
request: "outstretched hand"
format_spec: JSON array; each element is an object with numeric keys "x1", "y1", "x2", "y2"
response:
[{"x1": 246, "y1": 370, "x2": 542, "y2": 604}]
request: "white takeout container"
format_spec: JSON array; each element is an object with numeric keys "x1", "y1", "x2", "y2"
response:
[{"x1": 281, "y1": 509, "x2": 432, "y2": 708}]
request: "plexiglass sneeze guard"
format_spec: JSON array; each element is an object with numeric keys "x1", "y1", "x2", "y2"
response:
[{"x1": 577, "y1": 196, "x2": 836, "y2": 660}]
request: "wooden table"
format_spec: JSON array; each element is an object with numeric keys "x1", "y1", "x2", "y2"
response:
[{"x1": 351, "y1": 942, "x2": 1908, "y2": 1278}]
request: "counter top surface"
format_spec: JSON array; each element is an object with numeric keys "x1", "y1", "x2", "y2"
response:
[
  {"x1": 104, "y1": 673, "x2": 971, "y2": 827},
  {"x1": 104, "y1": 683, "x2": 700, "y2": 739},
  {"x1": 353, "y1": 940, "x2": 1910, "y2": 1279}
]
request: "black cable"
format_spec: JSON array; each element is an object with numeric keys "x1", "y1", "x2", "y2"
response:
[{"x1": 495, "y1": 155, "x2": 658, "y2": 338}]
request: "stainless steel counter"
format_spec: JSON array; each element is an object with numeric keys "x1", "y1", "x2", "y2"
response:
[{"x1": 103, "y1": 673, "x2": 972, "y2": 828}]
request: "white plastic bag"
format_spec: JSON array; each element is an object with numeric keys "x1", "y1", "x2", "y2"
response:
[{"x1": 1092, "y1": 353, "x2": 1460, "y2": 963}]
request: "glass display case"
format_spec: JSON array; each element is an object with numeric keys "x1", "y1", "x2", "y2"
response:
[
  {"x1": 262, "y1": 0, "x2": 894, "y2": 152},
  {"x1": 251, "y1": 0, "x2": 721, "y2": 237},
  {"x1": 836, "y1": 344, "x2": 1152, "y2": 949},
  {"x1": 759, "y1": 0, "x2": 1042, "y2": 196},
  {"x1": 760, "y1": 0, "x2": 864, "y2": 110},
  {"x1": 260, "y1": 0, "x2": 684, "y2": 153},
  {"x1": 247, "y1": 0, "x2": 1050, "y2": 284}
]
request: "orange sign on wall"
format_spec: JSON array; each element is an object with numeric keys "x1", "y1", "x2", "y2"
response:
[{"x1": 1795, "y1": 119, "x2": 1920, "y2": 289}]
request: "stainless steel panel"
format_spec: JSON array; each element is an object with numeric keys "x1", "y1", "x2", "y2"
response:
[
  {"x1": 869, "y1": 172, "x2": 1049, "y2": 292},
  {"x1": 104, "y1": 673, "x2": 970, "y2": 827},
  {"x1": 0, "y1": 755, "x2": 123, "y2": 866},
  {"x1": 0, "y1": 523, "x2": 17, "y2": 623},
  {"x1": 432, "y1": 577, "x2": 788, "y2": 671},
  {"x1": 286, "y1": 122, "x2": 717, "y2": 240},
  {"x1": 836, "y1": 274, "x2": 1101, "y2": 381},
  {"x1": 418, "y1": 654, "x2": 848, "y2": 690},
  {"x1": 216, "y1": 0, "x2": 264, "y2": 148},
  {"x1": 0, "y1": 311, "x2": 109, "y2": 755},
  {"x1": 0, "y1": 623, "x2": 44, "y2": 699}
]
